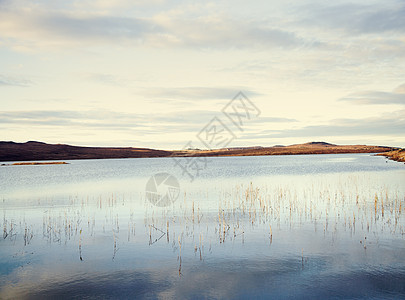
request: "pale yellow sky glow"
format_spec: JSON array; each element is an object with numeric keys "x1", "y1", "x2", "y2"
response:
[{"x1": 1, "y1": 0, "x2": 404, "y2": 148}]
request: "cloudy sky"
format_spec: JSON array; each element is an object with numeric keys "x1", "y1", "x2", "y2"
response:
[{"x1": 1, "y1": 0, "x2": 404, "y2": 149}]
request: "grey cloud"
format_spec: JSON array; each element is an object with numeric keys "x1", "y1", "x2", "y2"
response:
[
  {"x1": 350, "y1": 5, "x2": 405, "y2": 34},
  {"x1": 173, "y1": 22, "x2": 305, "y2": 49},
  {"x1": 0, "y1": 110, "x2": 213, "y2": 131},
  {"x1": 0, "y1": 110, "x2": 147, "y2": 130},
  {"x1": 0, "y1": 8, "x2": 311, "y2": 49},
  {"x1": 0, "y1": 109, "x2": 296, "y2": 135},
  {"x1": 0, "y1": 75, "x2": 31, "y2": 87},
  {"x1": 41, "y1": 14, "x2": 156, "y2": 40},
  {"x1": 0, "y1": 10, "x2": 159, "y2": 47},
  {"x1": 242, "y1": 111, "x2": 405, "y2": 140},
  {"x1": 339, "y1": 83, "x2": 405, "y2": 105},
  {"x1": 86, "y1": 73, "x2": 128, "y2": 86},
  {"x1": 300, "y1": 2, "x2": 405, "y2": 35},
  {"x1": 144, "y1": 87, "x2": 261, "y2": 100},
  {"x1": 251, "y1": 117, "x2": 296, "y2": 123},
  {"x1": 1, "y1": 1, "x2": 403, "y2": 53}
]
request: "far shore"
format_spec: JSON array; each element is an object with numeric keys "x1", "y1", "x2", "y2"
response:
[{"x1": 0, "y1": 141, "x2": 402, "y2": 163}]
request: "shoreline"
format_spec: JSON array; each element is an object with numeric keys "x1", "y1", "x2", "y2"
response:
[{"x1": 378, "y1": 149, "x2": 405, "y2": 163}]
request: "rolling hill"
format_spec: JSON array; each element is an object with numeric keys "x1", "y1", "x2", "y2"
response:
[{"x1": 0, "y1": 141, "x2": 397, "y2": 162}]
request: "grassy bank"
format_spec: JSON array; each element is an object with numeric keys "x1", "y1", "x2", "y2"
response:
[{"x1": 380, "y1": 149, "x2": 405, "y2": 163}]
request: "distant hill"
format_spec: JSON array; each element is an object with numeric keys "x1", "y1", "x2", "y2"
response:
[
  {"x1": 0, "y1": 141, "x2": 170, "y2": 162},
  {"x1": 172, "y1": 143, "x2": 396, "y2": 158},
  {"x1": 304, "y1": 142, "x2": 336, "y2": 146},
  {"x1": 0, "y1": 141, "x2": 397, "y2": 162}
]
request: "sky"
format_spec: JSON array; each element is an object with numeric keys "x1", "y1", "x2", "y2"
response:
[{"x1": 0, "y1": 0, "x2": 404, "y2": 149}]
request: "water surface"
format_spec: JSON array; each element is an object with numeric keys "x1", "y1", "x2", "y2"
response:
[{"x1": 1, "y1": 154, "x2": 404, "y2": 299}]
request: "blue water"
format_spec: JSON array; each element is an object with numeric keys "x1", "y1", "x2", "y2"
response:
[{"x1": 0, "y1": 153, "x2": 404, "y2": 299}]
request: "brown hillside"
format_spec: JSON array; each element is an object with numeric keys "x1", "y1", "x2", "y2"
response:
[{"x1": 0, "y1": 141, "x2": 397, "y2": 162}]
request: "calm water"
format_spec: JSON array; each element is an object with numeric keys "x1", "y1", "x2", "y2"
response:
[{"x1": 1, "y1": 154, "x2": 405, "y2": 299}]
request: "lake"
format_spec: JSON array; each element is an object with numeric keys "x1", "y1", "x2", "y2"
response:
[{"x1": 1, "y1": 153, "x2": 405, "y2": 299}]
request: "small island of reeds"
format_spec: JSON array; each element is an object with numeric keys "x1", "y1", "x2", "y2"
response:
[{"x1": 1, "y1": 161, "x2": 69, "y2": 166}]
